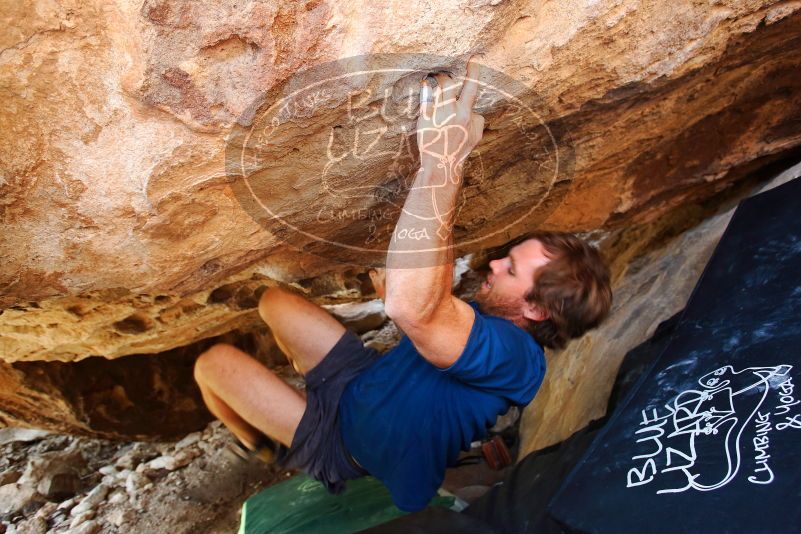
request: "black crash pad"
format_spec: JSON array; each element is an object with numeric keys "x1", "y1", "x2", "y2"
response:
[
  {"x1": 464, "y1": 418, "x2": 607, "y2": 534},
  {"x1": 548, "y1": 177, "x2": 801, "y2": 533}
]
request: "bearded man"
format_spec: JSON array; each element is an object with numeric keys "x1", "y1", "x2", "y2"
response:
[{"x1": 194, "y1": 58, "x2": 612, "y2": 511}]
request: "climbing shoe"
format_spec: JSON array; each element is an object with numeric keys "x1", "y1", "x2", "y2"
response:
[{"x1": 226, "y1": 434, "x2": 279, "y2": 464}]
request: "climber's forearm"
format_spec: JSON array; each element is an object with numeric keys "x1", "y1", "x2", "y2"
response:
[
  {"x1": 384, "y1": 164, "x2": 461, "y2": 323},
  {"x1": 383, "y1": 60, "x2": 482, "y2": 328}
]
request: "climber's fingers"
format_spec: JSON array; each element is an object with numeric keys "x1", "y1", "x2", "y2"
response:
[
  {"x1": 434, "y1": 72, "x2": 460, "y2": 106},
  {"x1": 429, "y1": 73, "x2": 458, "y2": 126},
  {"x1": 458, "y1": 56, "x2": 481, "y2": 114},
  {"x1": 419, "y1": 78, "x2": 434, "y2": 121},
  {"x1": 420, "y1": 57, "x2": 481, "y2": 125}
]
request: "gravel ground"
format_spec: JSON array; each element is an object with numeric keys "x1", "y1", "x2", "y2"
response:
[{"x1": 0, "y1": 416, "x2": 293, "y2": 534}]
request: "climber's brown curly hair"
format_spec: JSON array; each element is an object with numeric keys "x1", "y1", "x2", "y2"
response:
[{"x1": 490, "y1": 231, "x2": 612, "y2": 349}]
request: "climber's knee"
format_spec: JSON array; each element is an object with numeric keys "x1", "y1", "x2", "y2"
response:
[
  {"x1": 194, "y1": 343, "x2": 237, "y2": 386},
  {"x1": 258, "y1": 286, "x2": 294, "y2": 326}
]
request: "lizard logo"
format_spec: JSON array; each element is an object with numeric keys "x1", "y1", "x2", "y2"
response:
[{"x1": 225, "y1": 54, "x2": 574, "y2": 267}]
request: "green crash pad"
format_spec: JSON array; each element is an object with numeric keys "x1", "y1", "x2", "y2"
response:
[{"x1": 238, "y1": 475, "x2": 455, "y2": 534}]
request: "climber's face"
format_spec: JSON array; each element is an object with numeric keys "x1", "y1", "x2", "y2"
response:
[{"x1": 475, "y1": 238, "x2": 552, "y2": 325}]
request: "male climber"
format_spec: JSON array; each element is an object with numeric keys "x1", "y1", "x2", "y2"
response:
[{"x1": 193, "y1": 58, "x2": 612, "y2": 511}]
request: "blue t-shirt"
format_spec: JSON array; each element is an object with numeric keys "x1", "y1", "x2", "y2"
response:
[{"x1": 339, "y1": 301, "x2": 546, "y2": 512}]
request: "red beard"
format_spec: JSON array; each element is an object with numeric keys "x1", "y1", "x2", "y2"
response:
[{"x1": 475, "y1": 290, "x2": 525, "y2": 326}]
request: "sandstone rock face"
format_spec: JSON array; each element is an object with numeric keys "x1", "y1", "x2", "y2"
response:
[{"x1": 2, "y1": 1, "x2": 801, "y2": 437}]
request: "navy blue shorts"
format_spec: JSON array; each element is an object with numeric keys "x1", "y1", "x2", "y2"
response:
[{"x1": 275, "y1": 329, "x2": 381, "y2": 494}]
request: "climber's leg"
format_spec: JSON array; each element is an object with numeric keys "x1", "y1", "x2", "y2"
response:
[
  {"x1": 258, "y1": 286, "x2": 347, "y2": 375},
  {"x1": 194, "y1": 343, "x2": 305, "y2": 448}
]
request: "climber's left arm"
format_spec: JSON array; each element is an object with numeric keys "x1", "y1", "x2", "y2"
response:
[{"x1": 383, "y1": 58, "x2": 485, "y2": 368}]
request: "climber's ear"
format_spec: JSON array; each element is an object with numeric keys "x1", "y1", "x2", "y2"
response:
[{"x1": 523, "y1": 302, "x2": 549, "y2": 322}]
